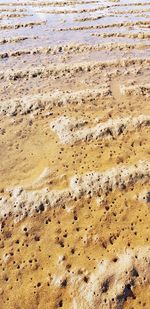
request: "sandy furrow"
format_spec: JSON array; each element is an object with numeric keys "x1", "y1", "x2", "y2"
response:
[
  {"x1": 120, "y1": 83, "x2": 150, "y2": 96},
  {"x1": 0, "y1": 1, "x2": 150, "y2": 7},
  {"x1": 109, "y1": 8, "x2": 150, "y2": 14},
  {"x1": 92, "y1": 32, "x2": 150, "y2": 39},
  {"x1": 36, "y1": 6, "x2": 150, "y2": 14},
  {"x1": 0, "y1": 85, "x2": 111, "y2": 116},
  {"x1": 1, "y1": 42, "x2": 149, "y2": 59},
  {"x1": 0, "y1": 20, "x2": 46, "y2": 30},
  {"x1": 36, "y1": 6, "x2": 112, "y2": 14},
  {"x1": 0, "y1": 8, "x2": 27, "y2": 12},
  {"x1": 75, "y1": 15, "x2": 105, "y2": 22},
  {"x1": 0, "y1": 1, "x2": 99, "y2": 7},
  {"x1": 0, "y1": 36, "x2": 38, "y2": 45},
  {"x1": 75, "y1": 11, "x2": 150, "y2": 21},
  {"x1": 1, "y1": 58, "x2": 150, "y2": 81},
  {"x1": 0, "y1": 13, "x2": 32, "y2": 20},
  {"x1": 57, "y1": 20, "x2": 150, "y2": 31}
]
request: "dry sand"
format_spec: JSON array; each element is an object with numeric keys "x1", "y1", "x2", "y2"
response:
[{"x1": 0, "y1": 0, "x2": 150, "y2": 308}]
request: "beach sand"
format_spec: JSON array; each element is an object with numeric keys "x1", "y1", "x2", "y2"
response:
[{"x1": 0, "y1": 0, "x2": 150, "y2": 308}]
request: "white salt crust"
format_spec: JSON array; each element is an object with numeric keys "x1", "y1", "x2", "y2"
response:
[
  {"x1": 50, "y1": 115, "x2": 150, "y2": 144},
  {"x1": 0, "y1": 85, "x2": 110, "y2": 116},
  {"x1": 70, "y1": 246, "x2": 150, "y2": 309},
  {"x1": 0, "y1": 160, "x2": 149, "y2": 223}
]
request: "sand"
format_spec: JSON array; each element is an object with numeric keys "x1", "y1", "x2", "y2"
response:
[{"x1": 0, "y1": 0, "x2": 150, "y2": 308}]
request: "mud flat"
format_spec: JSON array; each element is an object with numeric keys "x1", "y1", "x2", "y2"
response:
[{"x1": 0, "y1": 0, "x2": 150, "y2": 308}]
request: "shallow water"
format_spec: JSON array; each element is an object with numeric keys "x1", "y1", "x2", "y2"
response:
[{"x1": 0, "y1": 0, "x2": 150, "y2": 53}]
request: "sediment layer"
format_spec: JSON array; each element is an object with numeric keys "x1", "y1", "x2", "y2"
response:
[
  {"x1": 0, "y1": 85, "x2": 111, "y2": 116},
  {"x1": 0, "y1": 0, "x2": 150, "y2": 308},
  {"x1": 1, "y1": 58, "x2": 150, "y2": 81},
  {"x1": 51, "y1": 115, "x2": 150, "y2": 144},
  {"x1": 0, "y1": 160, "x2": 149, "y2": 223}
]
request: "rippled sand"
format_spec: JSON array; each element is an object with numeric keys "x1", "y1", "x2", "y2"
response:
[{"x1": 0, "y1": 0, "x2": 150, "y2": 308}]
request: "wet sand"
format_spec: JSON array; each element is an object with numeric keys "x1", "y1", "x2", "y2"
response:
[{"x1": 0, "y1": 0, "x2": 150, "y2": 308}]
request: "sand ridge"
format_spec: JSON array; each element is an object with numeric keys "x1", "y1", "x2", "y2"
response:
[{"x1": 50, "y1": 114, "x2": 150, "y2": 144}]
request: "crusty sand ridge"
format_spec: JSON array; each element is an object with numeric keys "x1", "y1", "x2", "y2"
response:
[{"x1": 0, "y1": 0, "x2": 150, "y2": 308}]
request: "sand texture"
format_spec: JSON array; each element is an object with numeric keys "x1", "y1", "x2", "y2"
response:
[{"x1": 0, "y1": 0, "x2": 150, "y2": 308}]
